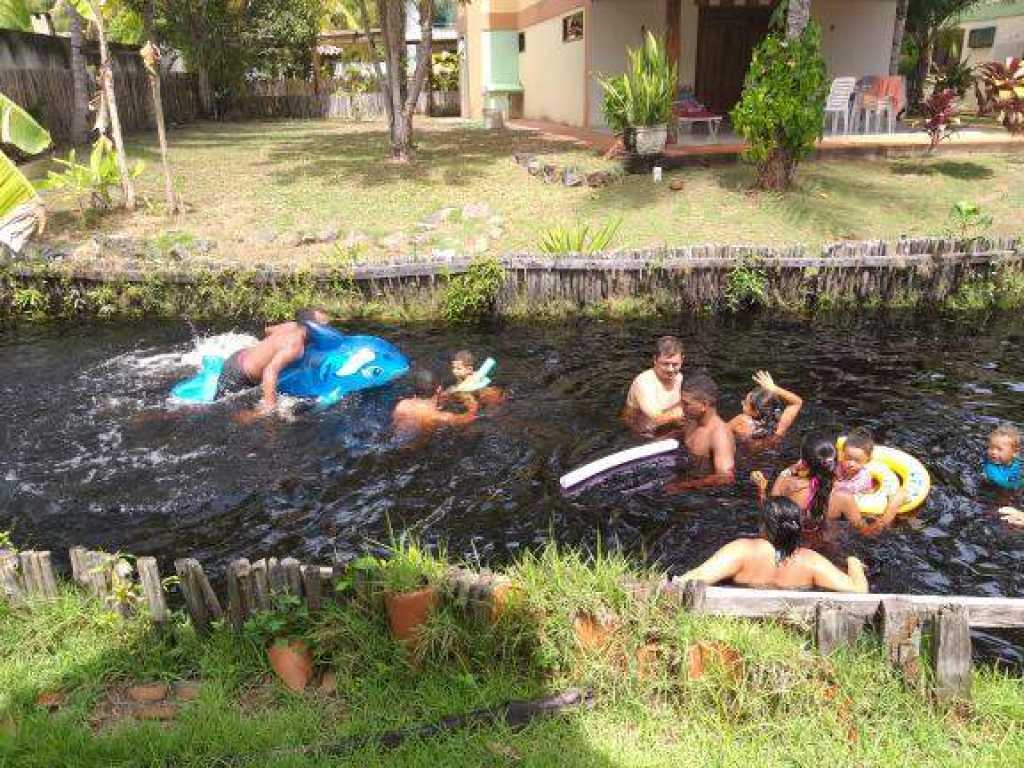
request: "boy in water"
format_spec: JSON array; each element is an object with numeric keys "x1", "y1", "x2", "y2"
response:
[
  {"x1": 445, "y1": 349, "x2": 504, "y2": 408},
  {"x1": 665, "y1": 373, "x2": 735, "y2": 493},
  {"x1": 393, "y1": 369, "x2": 479, "y2": 434}
]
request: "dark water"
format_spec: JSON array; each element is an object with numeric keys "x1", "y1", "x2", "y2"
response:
[{"x1": 2, "y1": 316, "x2": 1023, "y2": 662}]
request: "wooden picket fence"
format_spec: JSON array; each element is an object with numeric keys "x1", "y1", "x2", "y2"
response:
[
  {"x1": 4, "y1": 544, "x2": 1024, "y2": 703},
  {"x1": 238, "y1": 79, "x2": 459, "y2": 120}
]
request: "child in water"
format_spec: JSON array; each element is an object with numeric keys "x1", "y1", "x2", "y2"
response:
[
  {"x1": 449, "y1": 350, "x2": 477, "y2": 390},
  {"x1": 728, "y1": 370, "x2": 803, "y2": 441},
  {"x1": 984, "y1": 423, "x2": 1021, "y2": 491},
  {"x1": 835, "y1": 428, "x2": 876, "y2": 495},
  {"x1": 445, "y1": 350, "x2": 504, "y2": 408}
]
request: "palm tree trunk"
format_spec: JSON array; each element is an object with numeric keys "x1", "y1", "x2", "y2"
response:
[
  {"x1": 393, "y1": 0, "x2": 434, "y2": 161},
  {"x1": 66, "y1": 3, "x2": 89, "y2": 146},
  {"x1": 141, "y1": 0, "x2": 177, "y2": 214},
  {"x1": 786, "y1": 0, "x2": 811, "y2": 39},
  {"x1": 88, "y1": 0, "x2": 135, "y2": 210},
  {"x1": 890, "y1": 0, "x2": 909, "y2": 76}
]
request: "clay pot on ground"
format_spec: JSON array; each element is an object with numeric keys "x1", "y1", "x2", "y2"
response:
[
  {"x1": 385, "y1": 586, "x2": 438, "y2": 642},
  {"x1": 267, "y1": 639, "x2": 314, "y2": 692},
  {"x1": 573, "y1": 612, "x2": 620, "y2": 652}
]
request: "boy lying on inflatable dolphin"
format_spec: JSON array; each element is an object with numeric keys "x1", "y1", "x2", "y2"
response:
[{"x1": 171, "y1": 309, "x2": 410, "y2": 411}]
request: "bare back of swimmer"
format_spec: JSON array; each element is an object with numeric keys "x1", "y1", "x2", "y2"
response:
[{"x1": 679, "y1": 498, "x2": 868, "y2": 593}]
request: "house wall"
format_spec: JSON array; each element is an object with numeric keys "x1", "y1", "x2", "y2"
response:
[
  {"x1": 587, "y1": 0, "x2": 665, "y2": 127},
  {"x1": 812, "y1": 0, "x2": 898, "y2": 77},
  {"x1": 520, "y1": 8, "x2": 586, "y2": 125},
  {"x1": 464, "y1": 1, "x2": 486, "y2": 118},
  {"x1": 960, "y1": 16, "x2": 1024, "y2": 67}
]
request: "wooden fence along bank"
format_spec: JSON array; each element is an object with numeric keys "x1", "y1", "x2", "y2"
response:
[
  {"x1": 3, "y1": 237, "x2": 1022, "y2": 319},
  {"x1": 4, "y1": 545, "x2": 1024, "y2": 706}
]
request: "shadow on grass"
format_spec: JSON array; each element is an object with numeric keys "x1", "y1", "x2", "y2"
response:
[
  {"x1": 889, "y1": 160, "x2": 995, "y2": 180},
  {"x1": 0, "y1": 592, "x2": 621, "y2": 768}
]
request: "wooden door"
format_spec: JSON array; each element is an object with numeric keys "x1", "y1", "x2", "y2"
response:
[{"x1": 695, "y1": 7, "x2": 772, "y2": 115}]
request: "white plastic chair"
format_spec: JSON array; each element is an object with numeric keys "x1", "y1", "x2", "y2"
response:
[{"x1": 824, "y1": 77, "x2": 857, "y2": 134}]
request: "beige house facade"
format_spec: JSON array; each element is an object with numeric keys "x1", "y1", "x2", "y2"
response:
[
  {"x1": 458, "y1": 0, "x2": 901, "y2": 129},
  {"x1": 956, "y1": 1, "x2": 1024, "y2": 68}
]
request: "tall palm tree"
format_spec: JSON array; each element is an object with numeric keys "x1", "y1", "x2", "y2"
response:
[{"x1": 64, "y1": 1, "x2": 90, "y2": 146}]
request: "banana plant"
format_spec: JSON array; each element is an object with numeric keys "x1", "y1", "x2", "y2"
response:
[
  {"x1": 1, "y1": 92, "x2": 52, "y2": 253},
  {"x1": 0, "y1": 0, "x2": 32, "y2": 30}
]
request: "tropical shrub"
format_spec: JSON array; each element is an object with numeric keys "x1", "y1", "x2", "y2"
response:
[
  {"x1": 730, "y1": 23, "x2": 828, "y2": 190},
  {"x1": 0, "y1": 91, "x2": 51, "y2": 253},
  {"x1": 539, "y1": 218, "x2": 621, "y2": 255},
  {"x1": 441, "y1": 256, "x2": 506, "y2": 324},
  {"x1": 42, "y1": 137, "x2": 145, "y2": 222},
  {"x1": 919, "y1": 88, "x2": 959, "y2": 149},
  {"x1": 930, "y1": 55, "x2": 976, "y2": 99},
  {"x1": 978, "y1": 58, "x2": 1024, "y2": 135},
  {"x1": 599, "y1": 32, "x2": 677, "y2": 134},
  {"x1": 725, "y1": 260, "x2": 768, "y2": 312}
]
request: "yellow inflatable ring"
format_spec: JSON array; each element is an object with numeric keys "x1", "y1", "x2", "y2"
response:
[{"x1": 837, "y1": 438, "x2": 930, "y2": 517}]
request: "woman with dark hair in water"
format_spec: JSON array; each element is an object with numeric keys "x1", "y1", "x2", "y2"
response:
[
  {"x1": 752, "y1": 430, "x2": 900, "y2": 535},
  {"x1": 679, "y1": 497, "x2": 868, "y2": 592},
  {"x1": 728, "y1": 370, "x2": 803, "y2": 441}
]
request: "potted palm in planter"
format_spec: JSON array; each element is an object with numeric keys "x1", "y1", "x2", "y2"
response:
[
  {"x1": 377, "y1": 538, "x2": 446, "y2": 643},
  {"x1": 599, "y1": 33, "x2": 676, "y2": 157}
]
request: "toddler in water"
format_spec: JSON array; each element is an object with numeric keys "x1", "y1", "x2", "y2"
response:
[
  {"x1": 835, "y1": 428, "x2": 876, "y2": 495},
  {"x1": 984, "y1": 423, "x2": 1021, "y2": 491},
  {"x1": 450, "y1": 350, "x2": 477, "y2": 389}
]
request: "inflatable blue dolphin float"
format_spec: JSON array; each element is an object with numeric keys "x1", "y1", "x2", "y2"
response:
[{"x1": 171, "y1": 323, "x2": 409, "y2": 408}]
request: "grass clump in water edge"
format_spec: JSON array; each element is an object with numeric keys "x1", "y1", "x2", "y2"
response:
[{"x1": 1, "y1": 542, "x2": 1024, "y2": 766}]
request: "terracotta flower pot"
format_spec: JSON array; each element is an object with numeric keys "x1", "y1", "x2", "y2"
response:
[
  {"x1": 573, "y1": 612, "x2": 619, "y2": 652},
  {"x1": 385, "y1": 586, "x2": 438, "y2": 642},
  {"x1": 267, "y1": 639, "x2": 313, "y2": 692}
]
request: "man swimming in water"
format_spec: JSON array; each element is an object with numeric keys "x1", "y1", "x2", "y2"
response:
[
  {"x1": 665, "y1": 373, "x2": 736, "y2": 493},
  {"x1": 622, "y1": 336, "x2": 685, "y2": 435},
  {"x1": 393, "y1": 369, "x2": 479, "y2": 434},
  {"x1": 220, "y1": 308, "x2": 330, "y2": 414}
]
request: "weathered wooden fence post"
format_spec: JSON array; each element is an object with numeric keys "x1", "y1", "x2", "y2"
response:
[
  {"x1": 875, "y1": 598, "x2": 922, "y2": 688},
  {"x1": 137, "y1": 556, "x2": 168, "y2": 624},
  {"x1": 0, "y1": 550, "x2": 23, "y2": 603},
  {"x1": 815, "y1": 603, "x2": 863, "y2": 655},
  {"x1": 175, "y1": 558, "x2": 222, "y2": 633},
  {"x1": 933, "y1": 605, "x2": 972, "y2": 704}
]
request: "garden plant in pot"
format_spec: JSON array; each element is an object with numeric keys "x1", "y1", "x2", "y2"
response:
[
  {"x1": 244, "y1": 595, "x2": 314, "y2": 692},
  {"x1": 377, "y1": 538, "x2": 446, "y2": 643},
  {"x1": 599, "y1": 32, "x2": 676, "y2": 157}
]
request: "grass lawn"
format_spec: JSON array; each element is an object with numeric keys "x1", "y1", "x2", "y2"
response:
[
  {"x1": 2, "y1": 545, "x2": 1024, "y2": 767},
  {"x1": 26, "y1": 118, "x2": 1024, "y2": 267}
]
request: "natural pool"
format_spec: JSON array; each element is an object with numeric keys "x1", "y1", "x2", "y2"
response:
[{"x1": 1, "y1": 316, "x2": 1023, "y2": 661}]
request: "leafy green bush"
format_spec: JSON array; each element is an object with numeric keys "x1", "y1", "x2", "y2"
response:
[
  {"x1": 539, "y1": 218, "x2": 621, "y2": 255},
  {"x1": 730, "y1": 24, "x2": 828, "y2": 190},
  {"x1": 599, "y1": 32, "x2": 677, "y2": 134},
  {"x1": 441, "y1": 256, "x2": 506, "y2": 324},
  {"x1": 725, "y1": 260, "x2": 768, "y2": 312},
  {"x1": 41, "y1": 137, "x2": 144, "y2": 222}
]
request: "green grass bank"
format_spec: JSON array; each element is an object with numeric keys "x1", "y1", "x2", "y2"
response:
[{"x1": 2, "y1": 543, "x2": 1023, "y2": 767}]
